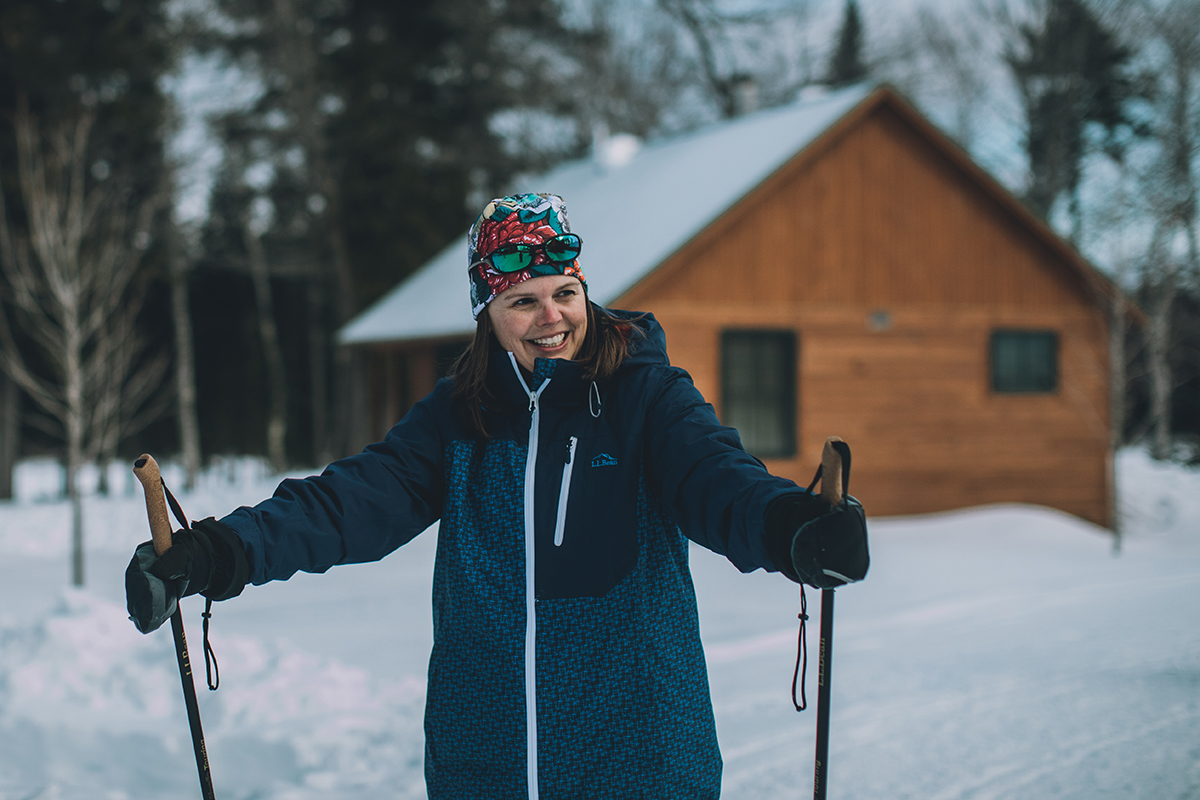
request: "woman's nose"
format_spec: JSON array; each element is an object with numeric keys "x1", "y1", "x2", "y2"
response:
[{"x1": 537, "y1": 301, "x2": 562, "y2": 325}]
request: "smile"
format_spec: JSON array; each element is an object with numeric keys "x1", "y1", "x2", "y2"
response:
[{"x1": 531, "y1": 333, "x2": 567, "y2": 347}]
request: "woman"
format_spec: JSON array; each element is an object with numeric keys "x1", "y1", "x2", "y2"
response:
[{"x1": 127, "y1": 193, "x2": 869, "y2": 799}]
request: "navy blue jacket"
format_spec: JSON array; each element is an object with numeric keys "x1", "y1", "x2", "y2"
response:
[{"x1": 222, "y1": 310, "x2": 804, "y2": 799}]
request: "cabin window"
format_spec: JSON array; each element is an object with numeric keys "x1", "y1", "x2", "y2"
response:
[
  {"x1": 721, "y1": 330, "x2": 796, "y2": 458},
  {"x1": 991, "y1": 331, "x2": 1058, "y2": 393}
]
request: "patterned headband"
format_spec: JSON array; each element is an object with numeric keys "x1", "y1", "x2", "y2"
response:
[{"x1": 467, "y1": 193, "x2": 587, "y2": 318}]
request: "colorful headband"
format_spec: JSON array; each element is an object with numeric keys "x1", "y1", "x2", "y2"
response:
[{"x1": 467, "y1": 193, "x2": 587, "y2": 318}]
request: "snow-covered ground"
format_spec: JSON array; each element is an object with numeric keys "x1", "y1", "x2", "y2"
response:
[{"x1": 0, "y1": 449, "x2": 1196, "y2": 799}]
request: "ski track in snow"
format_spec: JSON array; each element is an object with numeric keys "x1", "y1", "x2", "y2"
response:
[{"x1": 0, "y1": 449, "x2": 1198, "y2": 799}]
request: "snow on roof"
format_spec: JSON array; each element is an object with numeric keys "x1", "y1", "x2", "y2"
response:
[{"x1": 339, "y1": 84, "x2": 874, "y2": 345}]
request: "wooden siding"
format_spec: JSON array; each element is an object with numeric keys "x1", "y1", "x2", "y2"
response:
[
  {"x1": 619, "y1": 101, "x2": 1112, "y2": 526},
  {"x1": 365, "y1": 345, "x2": 440, "y2": 443}
]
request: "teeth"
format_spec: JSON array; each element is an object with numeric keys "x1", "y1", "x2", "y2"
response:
[{"x1": 532, "y1": 333, "x2": 566, "y2": 347}]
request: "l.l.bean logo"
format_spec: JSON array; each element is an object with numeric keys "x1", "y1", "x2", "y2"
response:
[{"x1": 591, "y1": 453, "x2": 618, "y2": 468}]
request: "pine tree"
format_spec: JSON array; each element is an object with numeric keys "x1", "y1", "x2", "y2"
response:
[
  {"x1": 827, "y1": 0, "x2": 868, "y2": 87},
  {"x1": 1006, "y1": 0, "x2": 1139, "y2": 240},
  {"x1": 195, "y1": 0, "x2": 572, "y2": 462}
]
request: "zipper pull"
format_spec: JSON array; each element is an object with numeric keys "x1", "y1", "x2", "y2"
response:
[
  {"x1": 528, "y1": 392, "x2": 537, "y2": 413},
  {"x1": 565, "y1": 436, "x2": 577, "y2": 464}
]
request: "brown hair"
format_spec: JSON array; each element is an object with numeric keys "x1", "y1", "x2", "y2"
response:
[{"x1": 451, "y1": 300, "x2": 639, "y2": 438}]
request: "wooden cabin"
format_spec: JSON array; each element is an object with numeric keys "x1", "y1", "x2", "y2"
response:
[{"x1": 340, "y1": 85, "x2": 1118, "y2": 527}]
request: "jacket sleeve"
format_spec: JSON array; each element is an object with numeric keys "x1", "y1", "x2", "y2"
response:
[
  {"x1": 222, "y1": 385, "x2": 449, "y2": 585},
  {"x1": 643, "y1": 365, "x2": 806, "y2": 573}
]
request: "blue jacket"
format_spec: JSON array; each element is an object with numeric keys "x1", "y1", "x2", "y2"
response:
[{"x1": 223, "y1": 310, "x2": 803, "y2": 799}]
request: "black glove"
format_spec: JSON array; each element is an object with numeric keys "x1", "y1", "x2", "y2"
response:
[
  {"x1": 125, "y1": 517, "x2": 249, "y2": 634},
  {"x1": 765, "y1": 492, "x2": 870, "y2": 589}
]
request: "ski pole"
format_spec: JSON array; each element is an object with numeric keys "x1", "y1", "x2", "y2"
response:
[
  {"x1": 133, "y1": 454, "x2": 217, "y2": 800},
  {"x1": 814, "y1": 436, "x2": 849, "y2": 800}
]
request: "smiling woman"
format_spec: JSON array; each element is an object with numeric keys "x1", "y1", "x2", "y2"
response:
[
  {"x1": 124, "y1": 192, "x2": 870, "y2": 800},
  {"x1": 488, "y1": 276, "x2": 588, "y2": 372}
]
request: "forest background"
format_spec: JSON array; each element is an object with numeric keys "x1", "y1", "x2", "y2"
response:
[{"x1": 0, "y1": 0, "x2": 1197, "y2": 587}]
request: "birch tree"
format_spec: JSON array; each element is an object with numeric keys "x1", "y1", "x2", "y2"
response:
[
  {"x1": 167, "y1": 222, "x2": 202, "y2": 489},
  {"x1": 0, "y1": 102, "x2": 165, "y2": 586},
  {"x1": 243, "y1": 201, "x2": 289, "y2": 473},
  {"x1": 1113, "y1": 0, "x2": 1200, "y2": 459}
]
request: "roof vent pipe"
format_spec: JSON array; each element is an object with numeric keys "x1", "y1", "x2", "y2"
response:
[
  {"x1": 592, "y1": 121, "x2": 641, "y2": 171},
  {"x1": 733, "y1": 75, "x2": 759, "y2": 116}
]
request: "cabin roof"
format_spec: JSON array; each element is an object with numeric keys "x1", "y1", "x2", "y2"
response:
[
  {"x1": 339, "y1": 84, "x2": 1118, "y2": 345},
  {"x1": 339, "y1": 85, "x2": 873, "y2": 344}
]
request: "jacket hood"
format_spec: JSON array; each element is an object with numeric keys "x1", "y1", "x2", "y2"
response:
[{"x1": 606, "y1": 307, "x2": 669, "y2": 372}]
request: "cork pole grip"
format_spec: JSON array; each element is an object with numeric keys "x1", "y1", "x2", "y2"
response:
[
  {"x1": 820, "y1": 437, "x2": 844, "y2": 507},
  {"x1": 133, "y1": 454, "x2": 174, "y2": 557}
]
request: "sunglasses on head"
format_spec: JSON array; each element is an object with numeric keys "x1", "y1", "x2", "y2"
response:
[{"x1": 485, "y1": 233, "x2": 582, "y2": 273}]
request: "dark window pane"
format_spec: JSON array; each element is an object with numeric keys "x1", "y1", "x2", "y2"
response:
[
  {"x1": 992, "y1": 331, "x2": 1057, "y2": 393},
  {"x1": 722, "y1": 330, "x2": 796, "y2": 458}
]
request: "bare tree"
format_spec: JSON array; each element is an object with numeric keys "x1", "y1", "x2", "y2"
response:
[
  {"x1": 243, "y1": 203, "x2": 289, "y2": 473},
  {"x1": 0, "y1": 100, "x2": 166, "y2": 586},
  {"x1": 654, "y1": 0, "x2": 818, "y2": 120},
  {"x1": 562, "y1": 0, "x2": 697, "y2": 143},
  {"x1": 1117, "y1": 0, "x2": 1200, "y2": 459},
  {"x1": 891, "y1": 6, "x2": 992, "y2": 149},
  {"x1": 167, "y1": 221, "x2": 202, "y2": 489}
]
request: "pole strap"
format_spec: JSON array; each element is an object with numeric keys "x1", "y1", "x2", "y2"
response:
[
  {"x1": 161, "y1": 476, "x2": 220, "y2": 692},
  {"x1": 793, "y1": 455, "x2": 828, "y2": 712},
  {"x1": 792, "y1": 584, "x2": 809, "y2": 712}
]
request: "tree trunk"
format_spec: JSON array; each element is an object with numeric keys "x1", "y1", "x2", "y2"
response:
[
  {"x1": 0, "y1": 369, "x2": 16, "y2": 500},
  {"x1": 1147, "y1": 273, "x2": 1175, "y2": 461},
  {"x1": 308, "y1": 280, "x2": 330, "y2": 466},
  {"x1": 1108, "y1": 291, "x2": 1126, "y2": 547},
  {"x1": 272, "y1": 0, "x2": 358, "y2": 459},
  {"x1": 67, "y1": 455, "x2": 84, "y2": 586},
  {"x1": 169, "y1": 227, "x2": 202, "y2": 489},
  {"x1": 66, "y1": 321, "x2": 85, "y2": 587},
  {"x1": 324, "y1": 206, "x2": 355, "y2": 460},
  {"x1": 244, "y1": 226, "x2": 289, "y2": 473}
]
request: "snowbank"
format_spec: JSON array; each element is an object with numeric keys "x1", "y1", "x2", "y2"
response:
[{"x1": 0, "y1": 449, "x2": 1196, "y2": 798}]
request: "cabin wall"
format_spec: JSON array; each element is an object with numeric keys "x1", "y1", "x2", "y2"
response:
[
  {"x1": 364, "y1": 345, "x2": 439, "y2": 444},
  {"x1": 620, "y1": 104, "x2": 1112, "y2": 526}
]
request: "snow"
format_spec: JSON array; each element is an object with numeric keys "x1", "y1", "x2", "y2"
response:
[{"x1": 1, "y1": 449, "x2": 1197, "y2": 799}]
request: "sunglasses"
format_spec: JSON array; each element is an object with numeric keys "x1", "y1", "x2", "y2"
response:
[{"x1": 485, "y1": 233, "x2": 583, "y2": 273}]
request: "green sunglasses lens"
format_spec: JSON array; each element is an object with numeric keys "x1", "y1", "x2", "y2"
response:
[
  {"x1": 544, "y1": 234, "x2": 581, "y2": 262},
  {"x1": 490, "y1": 245, "x2": 533, "y2": 273}
]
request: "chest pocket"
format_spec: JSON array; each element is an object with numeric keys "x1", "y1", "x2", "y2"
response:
[{"x1": 536, "y1": 432, "x2": 640, "y2": 599}]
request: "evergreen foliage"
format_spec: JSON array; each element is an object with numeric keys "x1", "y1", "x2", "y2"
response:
[
  {"x1": 1005, "y1": 0, "x2": 1141, "y2": 236},
  {"x1": 827, "y1": 0, "x2": 868, "y2": 88},
  {"x1": 192, "y1": 0, "x2": 572, "y2": 463}
]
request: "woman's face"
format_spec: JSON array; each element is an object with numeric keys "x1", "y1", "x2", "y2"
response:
[{"x1": 488, "y1": 275, "x2": 588, "y2": 373}]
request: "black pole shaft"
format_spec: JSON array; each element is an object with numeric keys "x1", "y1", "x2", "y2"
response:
[
  {"x1": 813, "y1": 588, "x2": 835, "y2": 800},
  {"x1": 170, "y1": 608, "x2": 216, "y2": 800}
]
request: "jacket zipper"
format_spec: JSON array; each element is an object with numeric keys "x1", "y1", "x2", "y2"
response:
[
  {"x1": 511, "y1": 353, "x2": 550, "y2": 800},
  {"x1": 554, "y1": 437, "x2": 578, "y2": 547}
]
